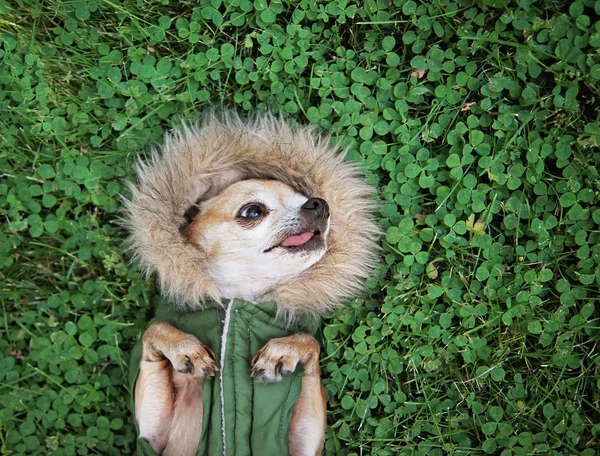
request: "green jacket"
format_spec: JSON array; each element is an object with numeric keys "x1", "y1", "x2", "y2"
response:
[{"x1": 129, "y1": 299, "x2": 319, "y2": 456}]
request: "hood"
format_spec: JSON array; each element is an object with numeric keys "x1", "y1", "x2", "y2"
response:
[{"x1": 124, "y1": 113, "x2": 379, "y2": 318}]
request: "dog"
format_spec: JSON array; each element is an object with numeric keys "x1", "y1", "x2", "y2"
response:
[
  {"x1": 125, "y1": 114, "x2": 379, "y2": 456},
  {"x1": 136, "y1": 179, "x2": 330, "y2": 455}
]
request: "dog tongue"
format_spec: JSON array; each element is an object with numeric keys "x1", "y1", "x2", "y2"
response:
[{"x1": 281, "y1": 232, "x2": 314, "y2": 247}]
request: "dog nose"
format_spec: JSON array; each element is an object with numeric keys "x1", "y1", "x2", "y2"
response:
[{"x1": 301, "y1": 198, "x2": 329, "y2": 219}]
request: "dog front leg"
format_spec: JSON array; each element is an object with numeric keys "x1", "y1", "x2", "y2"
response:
[
  {"x1": 251, "y1": 333, "x2": 326, "y2": 456},
  {"x1": 135, "y1": 321, "x2": 217, "y2": 456}
]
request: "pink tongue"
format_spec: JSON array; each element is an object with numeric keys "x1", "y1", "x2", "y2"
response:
[{"x1": 281, "y1": 232, "x2": 314, "y2": 247}]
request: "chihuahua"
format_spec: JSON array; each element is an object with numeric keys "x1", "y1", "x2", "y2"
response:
[
  {"x1": 135, "y1": 179, "x2": 330, "y2": 456},
  {"x1": 126, "y1": 114, "x2": 379, "y2": 456}
]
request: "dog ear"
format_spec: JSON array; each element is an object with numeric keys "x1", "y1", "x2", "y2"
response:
[
  {"x1": 180, "y1": 169, "x2": 244, "y2": 216},
  {"x1": 180, "y1": 202, "x2": 201, "y2": 233},
  {"x1": 179, "y1": 169, "x2": 245, "y2": 233}
]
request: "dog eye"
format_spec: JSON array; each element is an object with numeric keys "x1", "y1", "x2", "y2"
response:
[{"x1": 238, "y1": 204, "x2": 265, "y2": 219}]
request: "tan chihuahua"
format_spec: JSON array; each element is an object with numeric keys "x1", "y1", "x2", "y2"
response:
[
  {"x1": 135, "y1": 179, "x2": 330, "y2": 456},
  {"x1": 126, "y1": 114, "x2": 379, "y2": 456}
]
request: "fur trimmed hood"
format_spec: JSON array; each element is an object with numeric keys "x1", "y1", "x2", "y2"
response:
[{"x1": 124, "y1": 113, "x2": 379, "y2": 318}]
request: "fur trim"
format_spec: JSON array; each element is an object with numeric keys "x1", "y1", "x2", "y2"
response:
[{"x1": 124, "y1": 113, "x2": 380, "y2": 319}]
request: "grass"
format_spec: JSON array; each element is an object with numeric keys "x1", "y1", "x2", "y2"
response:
[{"x1": 1, "y1": 0, "x2": 600, "y2": 455}]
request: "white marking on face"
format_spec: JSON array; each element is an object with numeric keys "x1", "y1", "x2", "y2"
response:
[{"x1": 183, "y1": 179, "x2": 330, "y2": 301}]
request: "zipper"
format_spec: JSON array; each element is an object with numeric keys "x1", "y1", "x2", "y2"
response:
[{"x1": 219, "y1": 300, "x2": 233, "y2": 456}]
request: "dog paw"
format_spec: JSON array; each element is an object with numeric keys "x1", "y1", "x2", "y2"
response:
[
  {"x1": 168, "y1": 335, "x2": 218, "y2": 380},
  {"x1": 142, "y1": 321, "x2": 218, "y2": 380},
  {"x1": 251, "y1": 334, "x2": 319, "y2": 383}
]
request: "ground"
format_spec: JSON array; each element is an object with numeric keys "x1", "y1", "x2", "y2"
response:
[{"x1": 1, "y1": 0, "x2": 600, "y2": 455}]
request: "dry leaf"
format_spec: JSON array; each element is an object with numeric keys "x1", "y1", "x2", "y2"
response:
[
  {"x1": 426, "y1": 261, "x2": 439, "y2": 279},
  {"x1": 461, "y1": 102, "x2": 476, "y2": 112},
  {"x1": 473, "y1": 219, "x2": 487, "y2": 235}
]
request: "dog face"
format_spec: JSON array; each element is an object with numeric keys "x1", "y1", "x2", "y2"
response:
[{"x1": 183, "y1": 179, "x2": 330, "y2": 301}]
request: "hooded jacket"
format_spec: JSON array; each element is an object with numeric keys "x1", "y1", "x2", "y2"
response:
[{"x1": 125, "y1": 113, "x2": 379, "y2": 455}]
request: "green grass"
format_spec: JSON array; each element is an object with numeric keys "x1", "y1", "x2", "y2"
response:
[{"x1": 1, "y1": 0, "x2": 600, "y2": 455}]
